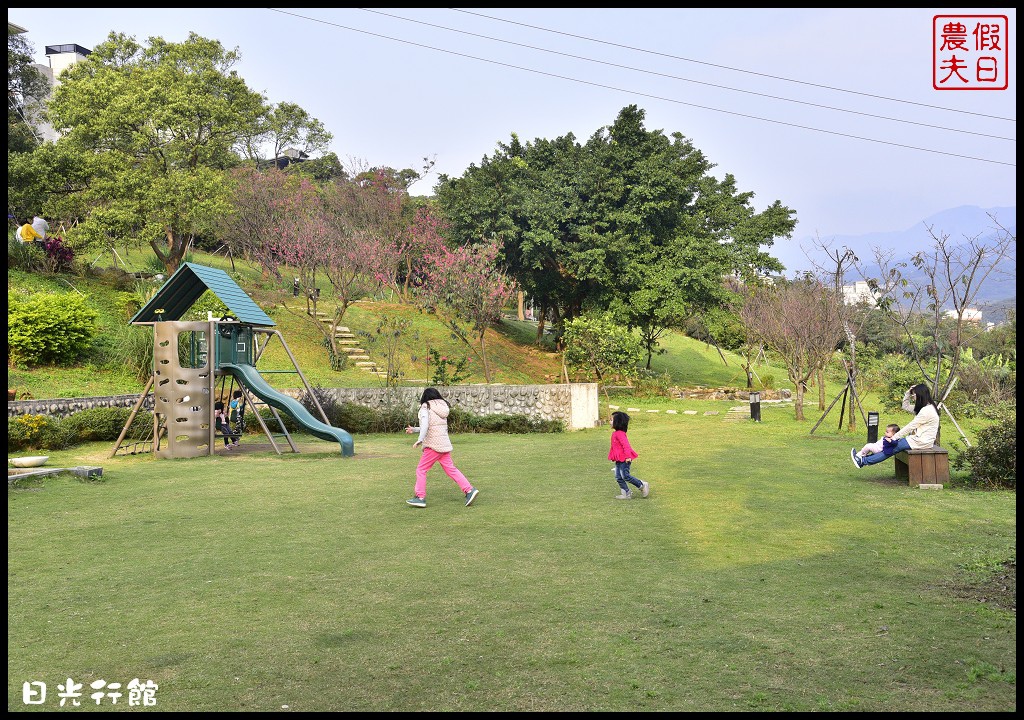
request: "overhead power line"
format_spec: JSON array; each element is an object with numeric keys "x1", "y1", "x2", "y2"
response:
[
  {"x1": 266, "y1": 8, "x2": 1015, "y2": 167},
  {"x1": 451, "y1": 8, "x2": 1016, "y2": 124},
  {"x1": 357, "y1": 8, "x2": 1012, "y2": 142}
]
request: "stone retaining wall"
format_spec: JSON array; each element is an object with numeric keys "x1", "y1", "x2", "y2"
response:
[
  {"x1": 8, "y1": 384, "x2": 601, "y2": 431},
  {"x1": 8, "y1": 394, "x2": 155, "y2": 419}
]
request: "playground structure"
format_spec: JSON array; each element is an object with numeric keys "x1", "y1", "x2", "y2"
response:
[{"x1": 110, "y1": 263, "x2": 354, "y2": 459}]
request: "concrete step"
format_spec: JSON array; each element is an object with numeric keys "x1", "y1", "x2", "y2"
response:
[
  {"x1": 336, "y1": 339, "x2": 359, "y2": 345},
  {"x1": 341, "y1": 347, "x2": 366, "y2": 354},
  {"x1": 347, "y1": 355, "x2": 370, "y2": 361},
  {"x1": 355, "y1": 361, "x2": 378, "y2": 368}
]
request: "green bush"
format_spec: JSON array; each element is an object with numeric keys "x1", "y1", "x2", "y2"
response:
[
  {"x1": 7, "y1": 414, "x2": 54, "y2": 452},
  {"x1": 257, "y1": 406, "x2": 298, "y2": 433},
  {"x1": 182, "y1": 289, "x2": 229, "y2": 321},
  {"x1": 8, "y1": 291, "x2": 99, "y2": 367},
  {"x1": 951, "y1": 408, "x2": 1016, "y2": 489},
  {"x1": 630, "y1": 369, "x2": 674, "y2": 398},
  {"x1": 8, "y1": 407, "x2": 152, "y2": 452},
  {"x1": 8, "y1": 235, "x2": 44, "y2": 272},
  {"x1": 446, "y1": 406, "x2": 563, "y2": 434},
  {"x1": 106, "y1": 325, "x2": 154, "y2": 382},
  {"x1": 292, "y1": 389, "x2": 562, "y2": 436},
  {"x1": 59, "y1": 407, "x2": 150, "y2": 445}
]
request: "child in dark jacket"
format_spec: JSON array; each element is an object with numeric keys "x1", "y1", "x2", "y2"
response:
[
  {"x1": 851, "y1": 423, "x2": 900, "y2": 467},
  {"x1": 214, "y1": 401, "x2": 238, "y2": 449},
  {"x1": 608, "y1": 411, "x2": 649, "y2": 500}
]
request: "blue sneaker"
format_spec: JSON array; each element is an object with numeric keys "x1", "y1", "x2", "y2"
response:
[
  {"x1": 850, "y1": 448, "x2": 863, "y2": 468},
  {"x1": 406, "y1": 496, "x2": 426, "y2": 508},
  {"x1": 464, "y1": 487, "x2": 479, "y2": 506}
]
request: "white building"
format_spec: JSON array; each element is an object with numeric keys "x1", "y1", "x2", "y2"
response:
[
  {"x1": 945, "y1": 308, "x2": 983, "y2": 324},
  {"x1": 842, "y1": 280, "x2": 878, "y2": 306},
  {"x1": 9, "y1": 22, "x2": 91, "y2": 143}
]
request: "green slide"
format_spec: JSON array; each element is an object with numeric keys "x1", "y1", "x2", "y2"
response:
[{"x1": 221, "y1": 363, "x2": 354, "y2": 457}]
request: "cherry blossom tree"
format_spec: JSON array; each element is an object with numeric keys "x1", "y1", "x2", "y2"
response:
[{"x1": 418, "y1": 240, "x2": 516, "y2": 383}]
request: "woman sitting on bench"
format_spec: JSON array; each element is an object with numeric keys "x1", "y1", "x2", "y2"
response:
[{"x1": 853, "y1": 383, "x2": 939, "y2": 468}]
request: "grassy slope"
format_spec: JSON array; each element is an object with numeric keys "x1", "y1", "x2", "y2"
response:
[{"x1": 8, "y1": 251, "x2": 786, "y2": 398}]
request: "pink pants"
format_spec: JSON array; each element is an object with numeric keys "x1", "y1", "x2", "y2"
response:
[{"x1": 415, "y1": 447, "x2": 472, "y2": 499}]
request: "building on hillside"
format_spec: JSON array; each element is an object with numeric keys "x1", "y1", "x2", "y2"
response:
[
  {"x1": 842, "y1": 280, "x2": 879, "y2": 306},
  {"x1": 257, "y1": 147, "x2": 310, "y2": 171},
  {"x1": 945, "y1": 308, "x2": 984, "y2": 324},
  {"x1": 9, "y1": 22, "x2": 91, "y2": 143}
]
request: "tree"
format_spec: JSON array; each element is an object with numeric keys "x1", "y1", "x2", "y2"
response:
[
  {"x1": 860, "y1": 214, "x2": 1016, "y2": 439},
  {"x1": 740, "y1": 276, "x2": 845, "y2": 420},
  {"x1": 562, "y1": 312, "x2": 643, "y2": 393},
  {"x1": 7, "y1": 30, "x2": 50, "y2": 155},
  {"x1": 221, "y1": 165, "x2": 310, "y2": 277},
  {"x1": 222, "y1": 167, "x2": 411, "y2": 368},
  {"x1": 238, "y1": 101, "x2": 332, "y2": 169},
  {"x1": 435, "y1": 105, "x2": 795, "y2": 353},
  {"x1": 417, "y1": 239, "x2": 516, "y2": 383},
  {"x1": 22, "y1": 32, "x2": 327, "y2": 274}
]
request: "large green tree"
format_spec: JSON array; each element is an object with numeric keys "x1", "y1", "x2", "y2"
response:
[
  {"x1": 435, "y1": 105, "x2": 796, "y2": 355},
  {"x1": 9, "y1": 32, "x2": 330, "y2": 274}
]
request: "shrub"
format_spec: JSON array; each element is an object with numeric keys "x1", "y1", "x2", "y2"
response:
[
  {"x1": 563, "y1": 313, "x2": 643, "y2": 383},
  {"x1": 257, "y1": 406, "x2": 298, "y2": 433},
  {"x1": 42, "y1": 236, "x2": 75, "y2": 274},
  {"x1": 8, "y1": 291, "x2": 98, "y2": 366},
  {"x1": 8, "y1": 407, "x2": 152, "y2": 452},
  {"x1": 58, "y1": 407, "x2": 148, "y2": 445},
  {"x1": 8, "y1": 235, "x2": 44, "y2": 272},
  {"x1": 426, "y1": 348, "x2": 470, "y2": 386},
  {"x1": 951, "y1": 408, "x2": 1016, "y2": 489},
  {"x1": 879, "y1": 355, "x2": 925, "y2": 412},
  {"x1": 8, "y1": 414, "x2": 53, "y2": 452},
  {"x1": 630, "y1": 369, "x2": 674, "y2": 398},
  {"x1": 333, "y1": 402, "x2": 415, "y2": 434},
  {"x1": 100, "y1": 325, "x2": 154, "y2": 382},
  {"x1": 446, "y1": 406, "x2": 562, "y2": 434},
  {"x1": 182, "y1": 289, "x2": 229, "y2": 321}
]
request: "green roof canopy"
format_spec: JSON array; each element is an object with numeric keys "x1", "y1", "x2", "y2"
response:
[{"x1": 129, "y1": 262, "x2": 276, "y2": 326}]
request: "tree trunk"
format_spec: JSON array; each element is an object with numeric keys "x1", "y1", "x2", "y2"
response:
[
  {"x1": 791, "y1": 371, "x2": 806, "y2": 421},
  {"x1": 478, "y1": 330, "x2": 491, "y2": 383}
]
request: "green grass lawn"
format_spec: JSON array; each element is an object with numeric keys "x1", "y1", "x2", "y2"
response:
[{"x1": 8, "y1": 403, "x2": 1015, "y2": 711}]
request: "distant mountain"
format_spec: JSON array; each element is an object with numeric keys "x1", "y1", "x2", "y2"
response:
[{"x1": 773, "y1": 205, "x2": 1016, "y2": 321}]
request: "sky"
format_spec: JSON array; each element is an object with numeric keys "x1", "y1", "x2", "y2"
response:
[{"x1": 9, "y1": 7, "x2": 1017, "y2": 270}]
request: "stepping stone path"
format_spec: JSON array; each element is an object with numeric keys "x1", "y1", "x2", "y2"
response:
[
  {"x1": 312, "y1": 311, "x2": 387, "y2": 379},
  {"x1": 724, "y1": 405, "x2": 749, "y2": 422}
]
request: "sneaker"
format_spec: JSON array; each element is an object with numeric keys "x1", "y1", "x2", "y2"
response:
[
  {"x1": 465, "y1": 487, "x2": 479, "y2": 506},
  {"x1": 614, "y1": 491, "x2": 632, "y2": 500},
  {"x1": 640, "y1": 480, "x2": 650, "y2": 498},
  {"x1": 406, "y1": 496, "x2": 426, "y2": 508},
  {"x1": 850, "y1": 448, "x2": 862, "y2": 468}
]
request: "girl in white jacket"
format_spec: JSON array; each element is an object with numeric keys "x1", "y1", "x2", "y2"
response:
[
  {"x1": 854, "y1": 383, "x2": 939, "y2": 467},
  {"x1": 404, "y1": 388, "x2": 479, "y2": 507}
]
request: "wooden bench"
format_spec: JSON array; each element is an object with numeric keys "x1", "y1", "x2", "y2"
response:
[{"x1": 894, "y1": 445, "x2": 949, "y2": 488}]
